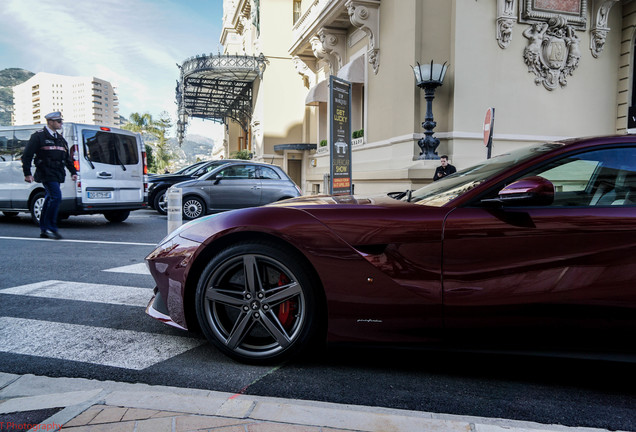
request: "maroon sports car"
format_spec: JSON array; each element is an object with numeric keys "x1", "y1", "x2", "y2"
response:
[{"x1": 146, "y1": 135, "x2": 636, "y2": 363}]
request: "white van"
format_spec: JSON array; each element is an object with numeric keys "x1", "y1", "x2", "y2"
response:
[{"x1": 0, "y1": 123, "x2": 148, "y2": 223}]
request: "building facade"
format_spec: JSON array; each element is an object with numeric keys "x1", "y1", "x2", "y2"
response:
[
  {"x1": 178, "y1": 0, "x2": 634, "y2": 195},
  {"x1": 13, "y1": 72, "x2": 120, "y2": 127}
]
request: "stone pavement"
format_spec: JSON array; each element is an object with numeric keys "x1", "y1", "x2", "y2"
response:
[{"x1": 0, "y1": 373, "x2": 623, "y2": 432}]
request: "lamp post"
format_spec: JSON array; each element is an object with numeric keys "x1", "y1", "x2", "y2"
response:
[{"x1": 412, "y1": 61, "x2": 448, "y2": 160}]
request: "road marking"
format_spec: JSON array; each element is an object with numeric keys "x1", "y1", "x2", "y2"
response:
[
  {"x1": 0, "y1": 236, "x2": 157, "y2": 247},
  {"x1": 0, "y1": 317, "x2": 202, "y2": 370},
  {"x1": 103, "y1": 263, "x2": 150, "y2": 275},
  {"x1": 0, "y1": 280, "x2": 152, "y2": 307}
]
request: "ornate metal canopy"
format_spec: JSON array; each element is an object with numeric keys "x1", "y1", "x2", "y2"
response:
[{"x1": 176, "y1": 53, "x2": 267, "y2": 143}]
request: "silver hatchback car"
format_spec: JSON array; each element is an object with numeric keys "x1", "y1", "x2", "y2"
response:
[{"x1": 172, "y1": 161, "x2": 302, "y2": 219}]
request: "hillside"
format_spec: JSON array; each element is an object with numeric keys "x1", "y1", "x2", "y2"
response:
[{"x1": 0, "y1": 68, "x2": 34, "y2": 125}]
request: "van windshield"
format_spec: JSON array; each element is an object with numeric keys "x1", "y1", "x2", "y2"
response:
[{"x1": 82, "y1": 130, "x2": 139, "y2": 166}]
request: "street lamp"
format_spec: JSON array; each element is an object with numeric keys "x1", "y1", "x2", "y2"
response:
[{"x1": 412, "y1": 60, "x2": 448, "y2": 160}]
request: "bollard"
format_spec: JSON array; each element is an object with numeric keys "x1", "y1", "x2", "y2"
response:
[{"x1": 167, "y1": 187, "x2": 182, "y2": 234}]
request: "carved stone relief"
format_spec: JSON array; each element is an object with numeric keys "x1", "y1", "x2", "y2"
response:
[
  {"x1": 493, "y1": 0, "x2": 624, "y2": 90},
  {"x1": 293, "y1": 56, "x2": 314, "y2": 88},
  {"x1": 318, "y1": 27, "x2": 348, "y2": 73},
  {"x1": 523, "y1": 17, "x2": 581, "y2": 90},
  {"x1": 590, "y1": 0, "x2": 619, "y2": 58},
  {"x1": 310, "y1": 35, "x2": 332, "y2": 73},
  {"x1": 497, "y1": 0, "x2": 517, "y2": 49},
  {"x1": 345, "y1": 0, "x2": 381, "y2": 74}
]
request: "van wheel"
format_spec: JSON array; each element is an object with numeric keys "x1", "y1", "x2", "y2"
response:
[
  {"x1": 183, "y1": 197, "x2": 205, "y2": 220},
  {"x1": 2, "y1": 211, "x2": 19, "y2": 217},
  {"x1": 30, "y1": 191, "x2": 45, "y2": 225},
  {"x1": 104, "y1": 210, "x2": 130, "y2": 223}
]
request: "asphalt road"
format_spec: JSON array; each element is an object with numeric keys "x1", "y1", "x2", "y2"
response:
[{"x1": 0, "y1": 209, "x2": 635, "y2": 431}]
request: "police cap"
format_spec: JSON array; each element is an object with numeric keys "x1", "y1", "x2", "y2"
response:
[{"x1": 44, "y1": 111, "x2": 63, "y2": 121}]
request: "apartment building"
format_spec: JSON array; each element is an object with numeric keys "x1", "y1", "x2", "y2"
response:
[
  {"x1": 13, "y1": 72, "x2": 120, "y2": 127},
  {"x1": 177, "y1": 0, "x2": 632, "y2": 195}
]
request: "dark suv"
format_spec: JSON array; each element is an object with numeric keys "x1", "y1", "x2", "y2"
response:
[{"x1": 148, "y1": 160, "x2": 238, "y2": 214}]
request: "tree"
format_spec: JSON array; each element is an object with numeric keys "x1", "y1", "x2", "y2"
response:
[
  {"x1": 123, "y1": 112, "x2": 156, "y2": 135},
  {"x1": 123, "y1": 112, "x2": 172, "y2": 173},
  {"x1": 153, "y1": 111, "x2": 173, "y2": 173},
  {"x1": 144, "y1": 144, "x2": 156, "y2": 172},
  {"x1": 230, "y1": 149, "x2": 252, "y2": 160}
]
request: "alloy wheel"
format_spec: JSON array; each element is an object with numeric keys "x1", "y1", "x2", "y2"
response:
[
  {"x1": 182, "y1": 197, "x2": 204, "y2": 219},
  {"x1": 201, "y1": 252, "x2": 307, "y2": 361}
]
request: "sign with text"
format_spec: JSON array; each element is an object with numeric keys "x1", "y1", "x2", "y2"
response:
[{"x1": 329, "y1": 76, "x2": 352, "y2": 195}]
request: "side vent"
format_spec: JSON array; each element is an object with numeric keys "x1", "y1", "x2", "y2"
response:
[{"x1": 354, "y1": 244, "x2": 388, "y2": 255}]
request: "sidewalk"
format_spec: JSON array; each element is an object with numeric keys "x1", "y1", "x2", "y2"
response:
[{"x1": 0, "y1": 373, "x2": 621, "y2": 432}]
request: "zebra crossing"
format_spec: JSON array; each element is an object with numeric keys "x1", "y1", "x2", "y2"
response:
[{"x1": 0, "y1": 265, "x2": 204, "y2": 371}]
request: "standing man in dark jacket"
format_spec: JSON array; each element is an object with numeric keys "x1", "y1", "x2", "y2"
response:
[
  {"x1": 433, "y1": 155, "x2": 456, "y2": 181},
  {"x1": 22, "y1": 111, "x2": 78, "y2": 239}
]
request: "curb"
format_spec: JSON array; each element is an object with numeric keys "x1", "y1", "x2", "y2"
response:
[{"x1": 0, "y1": 373, "x2": 622, "y2": 432}]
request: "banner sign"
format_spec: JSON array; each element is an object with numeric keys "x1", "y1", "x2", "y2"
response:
[{"x1": 329, "y1": 76, "x2": 352, "y2": 195}]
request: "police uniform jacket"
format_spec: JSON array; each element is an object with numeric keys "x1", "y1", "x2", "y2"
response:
[{"x1": 21, "y1": 128, "x2": 77, "y2": 183}]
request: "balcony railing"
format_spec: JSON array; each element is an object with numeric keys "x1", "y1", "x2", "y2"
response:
[{"x1": 292, "y1": 0, "x2": 330, "y2": 41}]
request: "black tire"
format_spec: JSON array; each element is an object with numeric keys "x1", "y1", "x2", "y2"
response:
[
  {"x1": 195, "y1": 241, "x2": 321, "y2": 364},
  {"x1": 103, "y1": 210, "x2": 130, "y2": 223},
  {"x1": 30, "y1": 191, "x2": 45, "y2": 225},
  {"x1": 154, "y1": 189, "x2": 168, "y2": 215},
  {"x1": 2, "y1": 211, "x2": 19, "y2": 217},
  {"x1": 182, "y1": 196, "x2": 205, "y2": 220}
]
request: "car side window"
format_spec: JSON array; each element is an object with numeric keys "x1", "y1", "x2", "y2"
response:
[
  {"x1": 524, "y1": 146, "x2": 636, "y2": 207},
  {"x1": 259, "y1": 167, "x2": 281, "y2": 180},
  {"x1": 218, "y1": 165, "x2": 256, "y2": 179},
  {"x1": 13, "y1": 129, "x2": 39, "y2": 160},
  {"x1": 0, "y1": 130, "x2": 11, "y2": 161}
]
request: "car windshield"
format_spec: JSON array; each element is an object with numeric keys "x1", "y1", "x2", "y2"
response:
[
  {"x1": 404, "y1": 143, "x2": 563, "y2": 207},
  {"x1": 180, "y1": 162, "x2": 208, "y2": 175}
]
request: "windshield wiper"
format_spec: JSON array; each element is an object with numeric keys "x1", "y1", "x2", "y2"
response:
[{"x1": 112, "y1": 138, "x2": 127, "y2": 171}]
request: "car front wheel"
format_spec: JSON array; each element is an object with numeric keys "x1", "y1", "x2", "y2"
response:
[
  {"x1": 195, "y1": 241, "x2": 322, "y2": 364},
  {"x1": 182, "y1": 196, "x2": 205, "y2": 219},
  {"x1": 154, "y1": 189, "x2": 168, "y2": 215}
]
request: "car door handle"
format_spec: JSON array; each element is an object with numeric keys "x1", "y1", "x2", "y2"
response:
[
  {"x1": 251, "y1": 186, "x2": 260, "y2": 189},
  {"x1": 97, "y1": 171, "x2": 113, "y2": 179}
]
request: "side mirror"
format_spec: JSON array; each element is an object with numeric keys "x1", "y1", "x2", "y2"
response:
[
  {"x1": 484, "y1": 176, "x2": 555, "y2": 206},
  {"x1": 214, "y1": 175, "x2": 223, "y2": 185}
]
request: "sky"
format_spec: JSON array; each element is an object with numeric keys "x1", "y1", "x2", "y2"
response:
[{"x1": 0, "y1": 0, "x2": 225, "y2": 139}]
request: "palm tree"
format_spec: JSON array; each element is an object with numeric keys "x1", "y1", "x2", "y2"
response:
[
  {"x1": 123, "y1": 112, "x2": 155, "y2": 134},
  {"x1": 153, "y1": 111, "x2": 173, "y2": 172},
  {"x1": 123, "y1": 112, "x2": 170, "y2": 172}
]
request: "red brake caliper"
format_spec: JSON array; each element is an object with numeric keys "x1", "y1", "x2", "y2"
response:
[{"x1": 277, "y1": 273, "x2": 296, "y2": 328}]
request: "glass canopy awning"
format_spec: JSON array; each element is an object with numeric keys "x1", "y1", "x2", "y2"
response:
[{"x1": 176, "y1": 53, "x2": 267, "y2": 143}]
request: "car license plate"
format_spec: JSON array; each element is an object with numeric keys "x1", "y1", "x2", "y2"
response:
[{"x1": 88, "y1": 191, "x2": 112, "y2": 199}]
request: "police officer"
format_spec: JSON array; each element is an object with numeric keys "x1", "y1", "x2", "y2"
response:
[{"x1": 22, "y1": 111, "x2": 78, "y2": 239}]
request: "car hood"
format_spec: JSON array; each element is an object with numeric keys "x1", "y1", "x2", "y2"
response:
[
  {"x1": 267, "y1": 193, "x2": 448, "y2": 247},
  {"x1": 269, "y1": 194, "x2": 400, "y2": 209},
  {"x1": 172, "y1": 179, "x2": 200, "y2": 188},
  {"x1": 149, "y1": 174, "x2": 194, "y2": 184}
]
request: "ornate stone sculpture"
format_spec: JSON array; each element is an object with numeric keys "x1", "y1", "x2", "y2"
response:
[
  {"x1": 345, "y1": 0, "x2": 381, "y2": 74},
  {"x1": 318, "y1": 28, "x2": 347, "y2": 73},
  {"x1": 496, "y1": 0, "x2": 517, "y2": 49},
  {"x1": 590, "y1": 0, "x2": 619, "y2": 58},
  {"x1": 523, "y1": 17, "x2": 581, "y2": 90}
]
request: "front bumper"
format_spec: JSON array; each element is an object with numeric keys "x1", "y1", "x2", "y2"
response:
[{"x1": 145, "y1": 289, "x2": 188, "y2": 331}]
